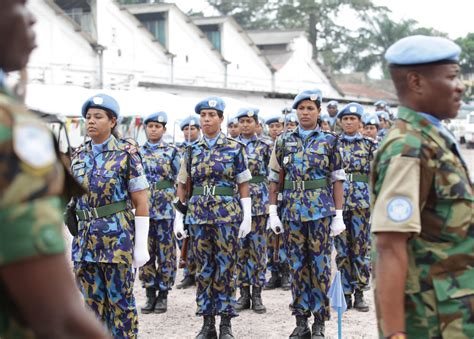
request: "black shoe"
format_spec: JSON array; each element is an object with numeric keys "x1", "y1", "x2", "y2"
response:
[
  {"x1": 345, "y1": 294, "x2": 353, "y2": 310},
  {"x1": 264, "y1": 271, "x2": 281, "y2": 290},
  {"x1": 354, "y1": 290, "x2": 369, "y2": 312},
  {"x1": 177, "y1": 275, "x2": 195, "y2": 289},
  {"x1": 154, "y1": 290, "x2": 168, "y2": 314},
  {"x1": 235, "y1": 286, "x2": 251, "y2": 311},
  {"x1": 281, "y1": 266, "x2": 291, "y2": 291},
  {"x1": 289, "y1": 316, "x2": 311, "y2": 339},
  {"x1": 141, "y1": 288, "x2": 156, "y2": 314},
  {"x1": 219, "y1": 315, "x2": 234, "y2": 339},
  {"x1": 196, "y1": 316, "x2": 217, "y2": 339},
  {"x1": 311, "y1": 319, "x2": 325, "y2": 339},
  {"x1": 251, "y1": 286, "x2": 266, "y2": 314}
]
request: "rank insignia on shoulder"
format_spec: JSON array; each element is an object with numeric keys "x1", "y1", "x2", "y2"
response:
[{"x1": 13, "y1": 122, "x2": 56, "y2": 172}]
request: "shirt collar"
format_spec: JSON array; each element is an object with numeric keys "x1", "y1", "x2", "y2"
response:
[
  {"x1": 87, "y1": 135, "x2": 119, "y2": 153},
  {"x1": 341, "y1": 132, "x2": 363, "y2": 141}
]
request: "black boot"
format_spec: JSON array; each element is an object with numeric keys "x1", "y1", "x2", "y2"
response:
[
  {"x1": 345, "y1": 294, "x2": 353, "y2": 310},
  {"x1": 196, "y1": 316, "x2": 217, "y2": 339},
  {"x1": 281, "y1": 265, "x2": 291, "y2": 291},
  {"x1": 354, "y1": 290, "x2": 369, "y2": 312},
  {"x1": 251, "y1": 286, "x2": 266, "y2": 314},
  {"x1": 154, "y1": 290, "x2": 168, "y2": 314},
  {"x1": 141, "y1": 288, "x2": 156, "y2": 314},
  {"x1": 219, "y1": 315, "x2": 234, "y2": 339},
  {"x1": 311, "y1": 318, "x2": 325, "y2": 339},
  {"x1": 289, "y1": 316, "x2": 311, "y2": 339},
  {"x1": 264, "y1": 271, "x2": 281, "y2": 290},
  {"x1": 235, "y1": 286, "x2": 251, "y2": 311},
  {"x1": 177, "y1": 275, "x2": 195, "y2": 289}
]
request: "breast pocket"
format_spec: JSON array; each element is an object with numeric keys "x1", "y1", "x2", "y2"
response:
[
  {"x1": 91, "y1": 169, "x2": 120, "y2": 194},
  {"x1": 210, "y1": 154, "x2": 234, "y2": 177},
  {"x1": 434, "y1": 161, "x2": 472, "y2": 201},
  {"x1": 307, "y1": 147, "x2": 329, "y2": 168}
]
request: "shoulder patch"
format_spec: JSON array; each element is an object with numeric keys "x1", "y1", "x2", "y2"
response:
[
  {"x1": 13, "y1": 121, "x2": 56, "y2": 170},
  {"x1": 119, "y1": 139, "x2": 139, "y2": 155}
]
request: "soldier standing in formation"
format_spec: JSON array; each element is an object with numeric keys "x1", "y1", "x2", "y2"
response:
[
  {"x1": 268, "y1": 89, "x2": 346, "y2": 339},
  {"x1": 139, "y1": 111, "x2": 179, "y2": 314},
  {"x1": 176, "y1": 116, "x2": 201, "y2": 289},
  {"x1": 227, "y1": 116, "x2": 240, "y2": 138},
  {"x1": 71, "y1": 94, "x2": 150, "y2": 338},
  {"x1": 234, "y1": 108, "x2": 272, "y2": 314},
  {"x1": 334, "y1": 102, "x2": 377, "y2": 312},
  {"x1": 372, "y1": 35, "x2": 473, "y2": 339},
  {"x1": 362, "y1": 112, "x2": 381, "y2": 143},
  {"x1": 0, "y1": 1, "x2": 109, "y2": 337},
  {"x1": 266, "y1": 115, "x2": 284, "y2": 142},
  {"x1": 174, "y1": 97, "x2": 252, "y2": 339}
]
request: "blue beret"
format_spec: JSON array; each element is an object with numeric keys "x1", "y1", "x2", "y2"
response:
[
  {"x1": 235, "y1": 107, "x2": 259, "y2": 120},
  {"x1": 285, "y1": 112, "x2": 299, "y2": 124},
  {"x1": 362, "y1": 113, "x2": 380, "y2": 126},
  {"x1": 195, "y1": 96, "x2": 226, "y2": 114},
  {"x1": 376, "y1": 110, "x2": 390, "y2": 121},
  {"x1": 227, "y1": 116, "x2": 239, "y2": 126},
  {"x1": 82, "y1": 94, "x2": 119, "y2": 118},
  {"x1": 385, "y1": 35, "x2": 461, "y2": 66},
  {"x1": 374, "y1": 100, "x2": 387, "y2": 108},
  {"x1": 292, "y1": 89, "x2": 323, "y2": 109},
  {"x1": 266, "y1": 115, "x2": 285, "y2": 125},
  {"x1": 327, "y1": 100, "x2": 338, "y2": 107},
  {"x1": 337, "y1": 102, "x2": 364, "y2": 119},
  {"x1": 180, "y1": 116, "x2": 200, "y2": 130},
  {"x1": 320, "y1": 112, "x2": 331, "y2": 122},
  {"x1": 144, "y1": 111, "x2": 168, "y2": 125}
]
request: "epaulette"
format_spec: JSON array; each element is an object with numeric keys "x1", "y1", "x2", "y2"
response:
[
  {"x1": 226, "y1": 136, "x2": 246, "y2": 147},
  {"x1": 258, "y1": 136, "x2": 274, "y2": 147},
  {"x1": 118, "y1": 138, "x2": 139, "y2": 155},
  {"x1": 322, "y1": 130, "x2": 338, "y2": 137},
  {"x1": 71, "y1": 143, "x2": 86, "y2": 159}
]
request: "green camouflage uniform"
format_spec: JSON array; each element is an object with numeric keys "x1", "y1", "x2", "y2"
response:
[
  {"x1": 0, "y1": 91, "x2": 68, "y2": 338},
  {"x1": 371, "y1": 107, "x2": 474, "y2": 338}
]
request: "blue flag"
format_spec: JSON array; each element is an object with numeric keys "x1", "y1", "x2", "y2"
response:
[{"x1": 328, "y1": 270, "x2": 347, "y2": 313}]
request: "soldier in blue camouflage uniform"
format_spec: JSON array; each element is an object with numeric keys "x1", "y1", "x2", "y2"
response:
[
  {"x1": 285, "y1": 111, "x2": 299, "y2": 131},
  {"x1": 319, "y1": 112, "x2": 332, "y2": 132},
  {"x1": 71, "y1": 94, "x2": 150, "y2": 339},
  {"x1": 362, "y1": 112, "x2": 381, "y2": 143},
  {"x1": 268, "y1": 89, "x2": 346, "y2": 339},
  {"x1": 234, "y1": 108, "x2": 272, "y2": 314},
  {"x1": 376, "y1": 110, "x2": 390, "y2": 139},
  {"x1": 227, "y1": 116, "x2": 240, "y2": 138},
  {"x1": 139, "y1": 111, "x2": 179, "y2": 314},
  {"x1": 334, "y1": 103, "x2": 377, "y2": 313},
  {"x1": 174, "y1": 97, "x2": 252, "y2": 339},
  {"x1": 264, "y1": 114, "x2": 290, "y2": 290},
  {"x1": 176, "y1": 116, "x2": 201, "y2": 289},
  {"x1": 0, "y1": 4, "x2": 109, "y2": 336}
]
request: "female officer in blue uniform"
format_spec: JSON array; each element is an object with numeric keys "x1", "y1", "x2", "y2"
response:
[
  {"x1": 268, "y1": 89, "x2": 346, "y2": 339},
  {"x1": 174, "y1": 96, "x2": 252, "y2": 339},
  {"x1": 234, "y1": 107, "x2": 272, "y2": 314},
  {"x1": 334, "y1": 103, "x2": 377, "y2": 313},
  {"x1": 71, "y1": 94, "x2": 150, "y2": 338},
  {"x1": 139, "y1": 111, "x2": 180, "y2": 314}
]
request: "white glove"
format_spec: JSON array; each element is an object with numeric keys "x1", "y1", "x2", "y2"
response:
[
  {"x1": 173, "y1": 209, "x2": 188, "y2": 241},
  {"x1": 238, "y1": 197, "x2": 252, "y2": 238},
  {"x1": 133, "y1": 216, "x2": 150, "y2": 268},
  {"x1": 267, "y1": 205, "x2": 283, "y2": 234},
  {"x1": 331, "y1": 209, "x2": 346, "y2": 237}
]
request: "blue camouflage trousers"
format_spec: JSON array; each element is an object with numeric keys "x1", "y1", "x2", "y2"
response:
[
  {"x1": 192, "y1": 222, "x2": 239, "y2": 317},
  {"x1": 284, "y1": 218, "x2": 332, "y2": 321},
  {"x1": 139, "y1": 219, "x2": 177, "y2": 291},
  {"x1": 236, "y1": 215, "x2": 267, "y2": 288},
  {"x1": 334, "y1": 208, "x2": 371, "y2": 295},
  {"x1": 266, "y1": 229, "x2": 288, "y2": 273},
  {"x1": 74, "y1": 262, "x2": 137, "y2": 339}
]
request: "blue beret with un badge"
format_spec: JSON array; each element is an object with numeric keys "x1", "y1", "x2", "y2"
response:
[
  {"x1": 292, "y1": 89, "x2": 323, "y2": 109},
  {"x1": 235, "y1": 108, "x2": 259, "y2": 120},
  {"x1": 374, "y1": 100, "x2": 387, "y2": 108},
  {"x1": 285, "y1": 112, "x2": 299, "y2": 124},
  {"x1": 385, "y1": 35, "x2": 461, "y2": 66},
  {"x1": 320, "y1": 112, "x2": 331, "y2": 122},
  {"x1": 327, "y1": 100, "x2": 338, "y2": 108},
  {"x1": 362, "y1": 113, "x2": 380, "y2": 126},
  {"x1": 337, "y1": 102, "x2": 364, "y2": 119},
  {"x1": 376, "y1": 110, "x2": 390, "y2": 121},
  {"x1": 144, "y1": 111, "x2": 168, "y2": 125},
  {"x1": 180, "y1": 116, "x2": 200, "y2": 130},
  {"x1": 227, "y1": 116, "x2": 238, "y2": 126},
  {"x1": 82, "y1": 94, "x2": 120, "y2": 118},
  {"x1": 195, "y1": 96, "x2": 226, "y2": 114},
  {"x1": 266, "y1": 115, "x2": 284, "y2": 125}
]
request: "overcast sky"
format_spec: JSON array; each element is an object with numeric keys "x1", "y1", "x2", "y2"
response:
[{"x1": 172, "y1": 0, "x2": 471, "y2": 40}]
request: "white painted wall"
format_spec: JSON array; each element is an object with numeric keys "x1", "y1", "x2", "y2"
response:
[
  {"x1": 166, "y1": 7, "x2": 226, "y2": 88},
  {"x1": 28, "y1": 0, "x2": 98, "y2": 87},
  {"x1": 220, "y1": 21, "x2": 273, "y2": 91}
]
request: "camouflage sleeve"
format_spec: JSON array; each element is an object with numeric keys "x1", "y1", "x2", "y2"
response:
[
  {"x1": 127, "y1": 152, "x2": 149, "y2": 192},
  {"x1": 235, "y1": 145, "x2": 251, "y2": 184},
  {"x1": 371, "y1": 138, "x2": 422, "y2": 234},
  {"x1": 171, "y1": 148, "x2": 181, "y2": 180},
  {"x1": 268, "y1": 136, "x2": 282, "y2": 183}
]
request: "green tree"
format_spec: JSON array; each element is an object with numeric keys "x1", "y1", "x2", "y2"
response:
[{"x1": 456, "y1": 33, "x2": 474, "y2": 75}]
